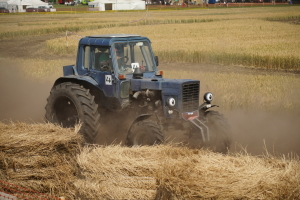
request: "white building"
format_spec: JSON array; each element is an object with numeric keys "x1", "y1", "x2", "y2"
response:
[
  {"x1": 88, "y1": 0, "x2": 145, "y2": 11},
  {"x1": 0, "y1": 0, "x2": 48, "y2": 12}
]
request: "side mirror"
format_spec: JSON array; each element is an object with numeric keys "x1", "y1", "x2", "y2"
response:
[{"x1": 155, "y1": 56, "x2": 159, "y2": 67}]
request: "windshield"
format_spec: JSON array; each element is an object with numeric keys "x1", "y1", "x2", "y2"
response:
[{"x1": 113, "y1": 41, "x2": 156, "y2": 75}]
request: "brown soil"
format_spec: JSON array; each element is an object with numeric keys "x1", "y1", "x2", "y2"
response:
[
  {"x1": 0, "y1": 34, "x2": 73, "y2": 60},
  {"x1": 0, "y1": 34, "x2": 299, "y2": 156}
]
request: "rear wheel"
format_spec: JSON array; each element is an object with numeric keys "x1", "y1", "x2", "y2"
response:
[
  {"x1": 127, "y1": 120, "x2": 164, "y2": 146},
  {"x1": 45, "y1": 82, "x2": 100, "y2": 143}
]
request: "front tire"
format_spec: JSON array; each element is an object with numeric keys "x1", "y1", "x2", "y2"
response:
[
  {"x1": 45, "y1": 82, "x2": 101, "y2": 143},
  {"x1": 205, "y1": 111, "x2": 232, "y2": 153},
  {"x1": 127, "y1": 120, "x2": 164, "y2": 146},
  {"x1": 188, "y1": 111, "x2": 231, "y2": 153}
]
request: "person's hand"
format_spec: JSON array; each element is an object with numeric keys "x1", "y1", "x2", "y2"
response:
[{"x1": 140, "y1": 66, "x2": 145, "y2": 71}]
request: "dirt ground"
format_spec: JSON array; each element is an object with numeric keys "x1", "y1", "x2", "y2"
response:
[{"x1": 0, "y1": 34, "x2": 299, "y2": 156}]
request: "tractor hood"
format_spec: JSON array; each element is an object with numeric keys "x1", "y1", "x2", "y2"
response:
[
  {"x1": 130, "y1": 77, "x2": 198, "y2": 93},
  {"x1": 131, "y1": 77, "x2": 200, "y2": 116}
]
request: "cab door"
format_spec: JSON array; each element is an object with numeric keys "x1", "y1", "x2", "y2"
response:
[{"x1": 77, "y1": 45, "x2": 116, "y2": 98}]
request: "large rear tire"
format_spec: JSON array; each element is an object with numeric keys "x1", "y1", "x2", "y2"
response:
[
  {"x1": 205, "y1": 111, "x2": 232, "y2": 153},
  {"x1": 127, "y1": 120, "x2": 164, "y2": 146},
  {"x1": 45, "y1": 82, "x2": 100, "y2": 143}
]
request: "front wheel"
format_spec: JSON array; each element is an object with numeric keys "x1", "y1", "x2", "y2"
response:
[
  {"x1": 205, "y1": 111, "x2": 232, "y2": 153},
  {"x1": 188, "y1": 111, "x2": 231, "y2": 153},
  {"x1": 127, "y1": 120, "x2": 164, "y2": 146}
]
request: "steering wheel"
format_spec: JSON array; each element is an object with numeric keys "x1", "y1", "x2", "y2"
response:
[{"x1": 123, "y1": 67, "x2": 133, "y2": 74}]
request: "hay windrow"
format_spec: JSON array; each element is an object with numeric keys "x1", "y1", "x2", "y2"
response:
[
  {"x1": 1, "y1": 122, "x2": 300, "y2": 199},
  {"x1": 76, "y1": 145, "x2": 300, "y2": 200},
  {"x1": 0, "y1": 122, "x2": 83, "y2": 199}
]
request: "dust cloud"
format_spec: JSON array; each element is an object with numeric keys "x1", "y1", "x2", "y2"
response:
[
  {"x1": 226, "y1": 110, "x2": 300, "y2": 156},
  {"x1": 0, "y1": 58, "x2": 299, "y2": 156},
  {"x1": 0, "y1": 59, "x2": 53, "y2": 123}
]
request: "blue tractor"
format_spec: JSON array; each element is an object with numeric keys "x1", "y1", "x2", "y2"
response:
[{"x1": 45, "y1": 34, "x2": 231, "y2": 152}]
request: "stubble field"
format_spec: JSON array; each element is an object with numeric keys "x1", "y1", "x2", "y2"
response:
[{"x1": 0, "y1": 5, "x2": 300, "y2": 199}]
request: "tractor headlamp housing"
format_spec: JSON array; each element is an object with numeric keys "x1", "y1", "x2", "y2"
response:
[
  {"x1": 167, "y1": 97, "x2": 176, "y2": 107},
  {"x1": 203, "y1": 92, "x2": 213, "y2": 103}
]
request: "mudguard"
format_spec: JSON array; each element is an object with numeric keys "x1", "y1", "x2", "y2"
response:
[
  {"x1": 52, "y1": 76, "x2": 101, "y2": 92},
  {"x1": 53, "y1": 65, "x2": 100, "y2": 89},
  {"x1": 198, "y1": 102, "x2": 219, "y2": 117}
]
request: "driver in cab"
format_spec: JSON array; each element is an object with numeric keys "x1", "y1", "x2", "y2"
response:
[{"x1": 114, "y1": 45, "x2": 132, "y2": 74}]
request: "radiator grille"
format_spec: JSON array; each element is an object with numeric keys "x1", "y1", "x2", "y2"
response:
[{"x1": 182, "y1": 82, "x2": 199, "y2": 112}]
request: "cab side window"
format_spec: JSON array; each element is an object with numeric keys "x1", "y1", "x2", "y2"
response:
[{"x1": 93, "y1": 47, "x2": 111, "y2": 72}]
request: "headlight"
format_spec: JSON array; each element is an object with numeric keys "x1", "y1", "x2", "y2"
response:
[
  {"x1": 203, "y1": 92, "x2": 213, "y2": 102},
  {"x1": 167, "y1": 97, "x2": 176, "y2": 107}
]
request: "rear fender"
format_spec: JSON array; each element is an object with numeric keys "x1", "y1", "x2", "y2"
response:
[
  {"x1": 63, "y1": 65, "x2": 78, "y2": 76},
  {"x1": 52, "y1": 76, "x2": 106, "y2": 107},
  {"x1": 53, "y1": 76, "x2": 98, "y2": 88}
]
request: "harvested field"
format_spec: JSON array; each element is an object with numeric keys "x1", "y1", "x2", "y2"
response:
[
  {"x1": 1, "y1": 122, "x2": 299, "y2": 199},
  {"x1": 1, "y1": 5, "x2": 300, "y2": 200}
]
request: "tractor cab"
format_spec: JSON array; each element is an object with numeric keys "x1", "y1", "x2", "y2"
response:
[
  {"x1": 68, "y1": 34, "x2": 160, "y2": 110},
  {"x1": 76, "y1": 34, "x2": 158, "y2": 76}
]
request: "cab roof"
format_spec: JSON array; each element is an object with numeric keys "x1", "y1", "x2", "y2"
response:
[
  {"x1": 88, "y1": 34, "x2": 141, "y2": 38},
  {"x1": 80, "y1": 34, "x2": 150, "y2": 46}
]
